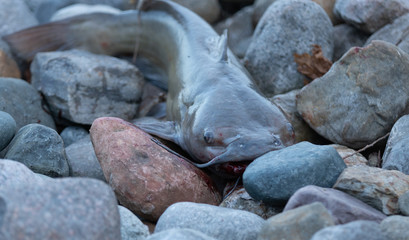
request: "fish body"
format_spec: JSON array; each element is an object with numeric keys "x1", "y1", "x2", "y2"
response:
[{"x1": 4, "y1": 0, "x2": 295, "y2": 171}]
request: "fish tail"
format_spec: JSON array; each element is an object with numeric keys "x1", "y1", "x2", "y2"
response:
[{"x1": 2, "y1": 20, "x2": 76, "y2": 61}]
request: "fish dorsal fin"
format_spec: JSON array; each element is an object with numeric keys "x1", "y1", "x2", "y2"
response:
[{"x1": 218, "y1": 29, "x2": 229, "y2": 62}]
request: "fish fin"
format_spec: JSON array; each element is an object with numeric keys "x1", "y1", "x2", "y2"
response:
[
  {"x1": 218, "y1": 29, "x2": 229, "y2": 62},
  {"x1": 135, "y1": 119, "x2": 180, "y2": 144},
  {"x1": 2, "y1": 20, "x2": 76, "y2": 61}
]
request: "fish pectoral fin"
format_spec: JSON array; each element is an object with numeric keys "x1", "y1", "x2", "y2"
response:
[{"x1": 135, "y1": 120, "x2": 180, "y2": 144}]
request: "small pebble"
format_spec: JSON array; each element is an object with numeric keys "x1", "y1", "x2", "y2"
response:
[
  {"x1": 399, "y1": 191, "x2": 409, "y2": 216},
  {"x1": 60, "y1": 126, "x2": 89, "y2": 147},
  {"x1": 380, "y1": 215, "x2": 409, "y2": 240},
  {"x1": 118, "y1": 205, "x2": 150, "y2": 240},
  {"x1": 0, "y1": 111, "x2": 16, "y2": 151}
]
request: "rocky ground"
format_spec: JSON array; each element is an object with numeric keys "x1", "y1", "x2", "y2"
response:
[{"x1": 1, "y1": 0, "x2": 409, "y2": 239}]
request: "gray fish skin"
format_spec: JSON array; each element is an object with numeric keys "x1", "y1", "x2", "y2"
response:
[{"x1": 4, "y1": 0, "x2": 295, "y2": 169}]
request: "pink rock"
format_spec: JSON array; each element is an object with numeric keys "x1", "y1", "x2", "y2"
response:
[{"x1": 90, "y1": 117, "x2": 221, "y2": 221}]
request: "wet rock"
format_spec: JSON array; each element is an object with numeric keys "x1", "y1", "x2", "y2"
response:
[
  {"x1": 147, "y1": 228, "x2": 216, "y2": 240},
  {"x1": 310, "y1": 220, "x2": 387, "y2": 240},
  {"x1": 243, "y1": 141, "x2": 346, "y2": 205},
  {"x1": 65, "y1": 136, "x2": 105, "y2": 181},
  {"x1": 366, "y1": 13, "x2": 409, "y2": 55},
  {"x1": 155, "y1": 202, "x2": 264, "y2": 240},
  {"x1": 270, "y1": 90, "x2": 325, "y2": 144},
  {"x1": 118, "y1": 205, "x2": 150, "y2": 240},
  {"x1": 31, "y1": 49, "x2": 144, "y2": 125},
  {"x1": 214, "y1": 6, "x2": 254, "y2": 58},
  {"x1": 5, "y1": 123, "x2": 69, "y2": 177},
  {"x1": 333, "y1": 24, "x2": 370, "y2": 61},
  {"x1": 258, "y1": 202, "x2": 334, "y2": 240},
  {"x1": 284, "y1": 185, "x2": 386, "y2": 224},
  {"x1": 331, "y1": 144, "x2": 368, "y2": 167},
  {"x1": 334, "y1": 0, "x2": 409, "y2": 34},
  {"x1": 334, "y1": 165, "x2": 409, "y2": 215},
  {"x1": 244, "y1": 0, "x2": 333, "y2": 96},
  {"x1": 399, "y1": 191, "x2": 409, "y2": 216},
  {"x1": 0, "y1": 111, "x2": 16, "y2": 151},
  {"x1": 90, "y1": 117, "x2": 221, "y2": 222},
  {"x1": 0, "y1": 78, "x2": 56, "y2": 130},
  {"x1": 0, "y1": 159, "x2": 121, "y2": 240},
  {"x1": 0, "y1": 50, "x2": 20, "y2": 78},
  {"x1": 220, "y1": 187, "x2": 282, "y2": 219},
  {"x1": 50, "y1": 3, "x2": 121, "y2": 21},
  {"x1": 0, "y1": 0, "x2": 38, "y2": 36},
  {"x1": 380, "y1": 215, "x2": 409, "y2": 240},
  {"x1": 172, "y1": 0, "x2": 221, "y2": 23},
  {"x1": 297, "y1": 41, "x2": 409, "y2": 149},
  {"x1": 382, "y1": 115, "x2": 409, "y2": 174},
  {"x1": 60, "y1": 126, "x2": 89, "y2": 147}
]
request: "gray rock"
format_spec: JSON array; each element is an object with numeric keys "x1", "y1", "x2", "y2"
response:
[
  {"x1": 0, "y1": 0, "x2": 38, "y2": 36},
  {"x1": 399, "y1": 191, "x2": 409, "y2": 216},
  {"x1": 0, "y1": 78, "x2": 56, "y2": 130},
  {"x1": 297, "y1": 40, "x2": 409, "y2": 149},
  {"x1": 60, "y1": 126, "x2": 89, "y2": 147},
  {"x1": 366, "y1": 13, "x2": 409, "y2": 59},
  {"x1": 0, "y1": 159, "x2": 121, "y2": 240},
  {"x1": 155, "y1": 202, "x2": 264, "y2": 240},
  {"x1": 334, "y1": 0, "x2": 409, "y2": 33},
  {"x1": 244, "y1": 0, "x2": 333, "y2": 96},
  {"x1": 380, "y1": 215, "x2": 409, "y2": 240},
  {"x1": 118, "y1": 205, "x2": 150, "y2": 240},
  {"x1": 31, "y1": 50, "x2": 144, "y2": 125},
  {"x1": 333, "y1": 24, "x2": 370, "y2": 61},
  {"x1": 0, "y1": 111, "x2": 16, "y2": 151},
  {"x1": 258, "y1": 202, "x2": 334, "y2": 240},
  {"x1": 310, "y1": 220, "x2": 387, "y2": 240},
  {"x1": 214, "y1": 6, "x2": 254, "y2": 58},
  {"x1": 147, "y1": 228, "x2": 216, "y2": 240},
  {"x1": 382, "y1": 137, "x2": 409, "y2": 174},
  {"x1": 284, "y1": 185, "x2": 386, "y2": 224},
  {"x1": 220, "y1": 187, "x2": 282, "y2": 219},
  {"x1": 65, "y1": 136, "x2": 105, "y2": 181},
  {"x1": 334, "y1": 165, "x2": 409, "y2": 215},
  {"x1": 5, "y1": 123, "x2": 69, "y2": 177},
  {"x1": 243, "y1": 142, "x2": 346, "y2": 205},
  {"x1": 270, "y1": 90, "x2": 324, "y2": 144}
]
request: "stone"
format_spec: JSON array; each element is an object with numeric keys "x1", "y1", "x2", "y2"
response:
[
  {"x1": 331, "y1": 144, "x2": 368, "y2": 167},
  {"x1": 333, "y1": 24, "x2": 370, "y2": 61},
  {"x1": 65, "y1": 136, "x2": 105, "y2": 181},
  {"x1": 270, "y1": 90, "x2": 325, "y2": 144},
  {"x1": 0, "y1": 111, "x2": 16, "y2": 151},
  {"x1": 334, "y1": 165, "x2": 409, "y2": 215},
  {"x1": 0, "y1": 159, "x2": 121, "y2": 240},
  {"x1": 382, "y1": 115, "x2": 409, "y2": 166},
  {"x1": 243, "y1": 141, "x2": 346, "y2": 205},
  {"x1": 5, "y1": 123, "x2": 69, "y2": 177},
  {"x1": 220, "y1": 187, "x2": 282, "y2": 219},
  {"x1": 0, "y1": 0, "x2": 38, "y2": 36},
  {"x1": 258, "y1": 202, "x2": 334, "y2": 240},
  {"x1": 172, "y1": 0, "x2": 221, "y2": 23},
  {"x1": 284, "y1": 185, "x2": 386, "y2": 224},
  {"x1": 50, "y1": 3, "x2": 121, "y2": 21},
  {"x1": 155, "y1": 202, "x2": 264, "y2": 240},
  {"x1": 310, "y1": 220, "x2": 387, "y2": 240},
  {"x1": 382, "y1": 137, "x2": 409, "y2": 174},
  {"x1": 366, "y1": 13, "x2": 409, "y2": 55},
  {"x1": 60, "y1": 126, "x2": 89, "y2": 147},
  {"x1": 214, "y1": 6, "x2": 254, "y2": 58},
  {"x1": 0, "y1": 78, "x2": 56, "y2": 130},
  {"x1": 297, "y1": 41, "x2": 409, "y2": 149},
  {"x1": 90, "y1": 117, "x2": 221, "y2": 222},
  {"x1": 118, "y1": 205, "x2": 150, "y2": 240},
  {"x1": 147, "y1": 228, "x2": 216, "y2": 240},
  {"x1": 334, "y1": 0, "x2": 409, "y2": 34},
  {"x1": 380, "y1": 215, "x2": 409, "y2": 240},
  {"x1": 31, "y1": 49, "x2": 144, "y2": 125},
  {"x1": 0, "y1": 50, "x2": 20, "y2": 78},
  {"x1": 399, "y1": 191, "x2": 409, "y2": 216},
  {"x1": 244, "y1": 0, "x2": 333, "y2": 96}
]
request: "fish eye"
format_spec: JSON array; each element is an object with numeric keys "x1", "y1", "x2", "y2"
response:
[
  {"x1": 272, "y1": 136, "x2": 282, "y2": 146},
  {"x1": 203, "y1": 131, "x2": 214, "y2": 144}
]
